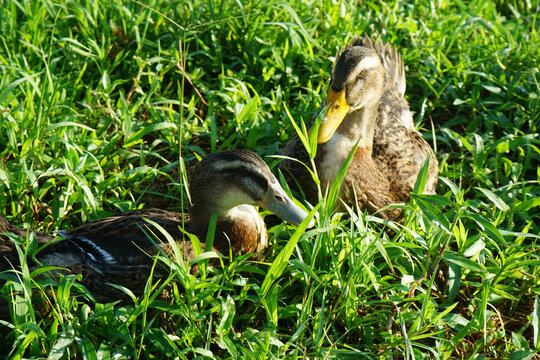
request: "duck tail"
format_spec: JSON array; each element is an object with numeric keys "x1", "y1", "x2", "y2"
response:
[{"x1": 363, "y1": 34, "x2": 406, "y2": 96}]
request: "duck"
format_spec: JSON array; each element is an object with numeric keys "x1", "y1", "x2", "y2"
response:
[
  {"x1": 0, "y1": 149, "x2": 313, "y2": 297},
  {"x1": 281, "y1": 35, "x2": 438, "y2": 221}
]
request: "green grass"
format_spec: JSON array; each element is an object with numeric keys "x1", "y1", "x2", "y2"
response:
[{"x1": 0, "y1": 0, "x2": 539, "y2": 358}]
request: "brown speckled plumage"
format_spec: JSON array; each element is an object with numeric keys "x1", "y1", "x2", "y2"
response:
[
  {"x1": 1, "y1": 150, "x2": 311, "y2": 300},
  {"x1": 281, "y1": 35, "x2": 438, "y2": 220}
]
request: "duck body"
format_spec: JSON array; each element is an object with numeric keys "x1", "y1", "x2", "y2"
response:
[
  {"x1": 43, "y1": 206, "x2": 268, "y2": 273},
  {"x1": 1, "y1": 149, "x2": 311, "y2": 297},
  {"x1": 39, "y1": 209, "x2": 194, "y2": 273},
  {"x1": 281, "y1": 35, "x2": 438, "y2": 220}
]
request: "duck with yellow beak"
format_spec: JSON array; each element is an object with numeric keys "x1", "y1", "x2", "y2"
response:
[{"x1": 281, "y1": 35, "x2": 438, "y2": 221}]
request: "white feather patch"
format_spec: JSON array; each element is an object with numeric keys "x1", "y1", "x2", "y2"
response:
[
  {"x1": 57, "y1": 230, "x2": 117, "y2": 264},
  {"x1": 399, "y1": 109, "x2": 414, "y2": 129},
  {"x1": 357, "y1": 55, "x2": 381, "y2": 71},
  {"x1": 78, "y1": 237, "x2": 117, "y2": 264}
]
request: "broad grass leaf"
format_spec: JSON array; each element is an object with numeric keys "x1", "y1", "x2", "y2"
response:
[
  {"x1": 499, "y1": 230, "x2": 540, "y2": 240},
  {"x1": 511, "y1": 332, "x2": 530, "y2": 352},
  {"x1": 463, "y1": 239, "x2": 486, "y2": 257},
  {"x1": 448, "y1": 262, "x2": 461, "y2": 302},
  {"x1": 49, "y1": 335, "x2": 74, "y2": 360},
  {"x1": 237, "y1": 95, "x2": 259, "y2": 124},
  {"x1": 476, "y1": 187, "x2": 510, "y2": 211},
  {"x1": 512, "y1": 197, "x2": 540, "y2": 213},
  {"x1": 20, "y1": 322, "x2": 47, "y2": 339},
  {"x1": 188, "y1": 251, "x2": 220, "y2": 265},
  {"x1": 205, "y1": 212, "x2": 217, "y2": 252},
  {"x1": 508, "y1": 351, "x2": 536, "y2": 360},
  {"x1": 289, "y1": 259, "x2": 321, "y2": 283},
  {"x1": 438, "y1": 177, "x2": 462, "y2": 200},
  {"x1": 96, "y1": 343, "x2": 112, "y2": 360},
  {"x1": 219, "y1": 334, "x2": 238, "y2": 358},
  {"x1": 375, "y1": 241, "x2": 394, "y2": 273},
  {"x1": 308, "y1": 115, "x2": 320, "y2": 158},
  {"x1": 273, "y1": 155, "x2": 319, "y2": 186},
  {"x1": 78, "y1": 336, "x2": 98, "y2": 360},
  {"x1": 194, "y1": 347, "x2": 214, "y2": 357},
  {"x1": 105, "y1": 283, "x2": 137, "y2": 301},
  {"x1": 0, "y1": 74, "x2": 40, "y2": 104},
  {"x1": 412, "y1": 155, "x2": 430, "y2": 194},
  {"x1": 473, "y1": 134, "x2": 486, "y2": 169},
  {"x1": 60, "y1": 37, "x2": 96, "y2": 57},
  {"x1": 274, "y1": 3, "x2": 322, "y2": 51},
  {"x1": 413, "y1": 193, "x2": 453, "y2": 207},
  {"x1": 45, "y1": 121, "x2": 96, "y2": 133},
  {"x1": 146, "y1": 328, "x2": 182, "y2": 358},
  {"x1": 463, "y1": 211, "x2": 507, "y2": 245},
  {"x1": 57, "y1": 274, "x2": 81, "y2": 308},
  {"x1": 124, "y1": 123, "x2": 177, "y2": 147},
  {"x1": 9, "y1": 331, "x2": 37, "y2": 359},
  {"x1": 141, "y1": 218, "x2": 190, "y2": 276},
  {"x1": 218, "y1": 295, "x2": 236, "y2": 335},
  {"x1": 412, "y1": 194, "x2": 450, "y2": 231},
  {"x1": 307, "y1": 105, "x2": 327, "y2": 158},
  {"x1": 444, "y1": 253, "x2": 486, "y2": 273},
  {"x1": 503, "y1": 259, "x2": 540, "y2": 271}
]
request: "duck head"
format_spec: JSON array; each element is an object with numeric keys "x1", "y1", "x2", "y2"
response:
[
  {"x1": 189, "y1": 149, "x2": 314, "y2": 228},
  {"x1": 318, "y1": 46, "x2": 385, "y2": 144}
]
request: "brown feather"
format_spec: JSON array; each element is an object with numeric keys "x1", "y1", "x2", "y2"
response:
[
  {"x1": 0, "y1": 150, "x2": 307, "y2": 301},
  {"x1": 281, "y1": 35, "x2": 438, "y2": 220}
]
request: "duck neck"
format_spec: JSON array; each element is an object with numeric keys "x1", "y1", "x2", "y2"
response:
[
  {"x1": 337, "y1": 106, "x2": 378, "y2": 152},
  {"x1": 317, "y1": 105, "x2": 378, "y2": 187},
  {"x1": 189, "y1": 204, "x2": 267, "y2": 256}
]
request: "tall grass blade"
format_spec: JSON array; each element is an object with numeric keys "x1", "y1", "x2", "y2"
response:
[
  {"x1": 261, "y1": 204, "x2": 319, "y2": 297},
  {"x1": 326, "y1": 139, "x2": 359, "y2": 213}
]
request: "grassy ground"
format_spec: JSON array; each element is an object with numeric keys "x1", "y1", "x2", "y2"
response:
[{"x1": 0, "y1": 0, "x2": 539, "y2": 358}]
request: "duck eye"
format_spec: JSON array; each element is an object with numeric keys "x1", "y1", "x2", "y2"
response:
[
  {"x1": 357, "y1": 70, "x2": 365, "y2": 79},
  {"x1": 275, "y1": 194, "x2": 286, "y2": 203}
]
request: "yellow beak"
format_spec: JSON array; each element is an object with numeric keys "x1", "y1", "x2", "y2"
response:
[{"x1": 317, "y1": 87, "x2": 350, "y2": 144}]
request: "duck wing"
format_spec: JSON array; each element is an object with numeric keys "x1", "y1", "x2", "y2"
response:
[
  {"x1": 374, "y1": 103, "x2": 438, "y2": 198},
  {"x1": 41, "y1": 209, "x2": 195, "y2": 273}
]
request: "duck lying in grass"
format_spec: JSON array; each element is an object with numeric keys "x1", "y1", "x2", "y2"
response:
[
  {"x1": 0, "y1": 149, "x2": 313, "y2": 297},
  {"x1": 281, "y1": 35, "x2": 438, "y2": 220}
]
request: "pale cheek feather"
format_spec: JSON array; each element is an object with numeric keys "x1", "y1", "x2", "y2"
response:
[
  {"x1": 219, "y1": 189, "x2": 256, "y2": 214},
  {"x1": 357, "y1": 55, "x2": 381, "y2": 71}
]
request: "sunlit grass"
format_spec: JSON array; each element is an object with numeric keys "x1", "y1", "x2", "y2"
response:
[{"x1": 0, "y1": 0, "x2": 539, "y2": 358}]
